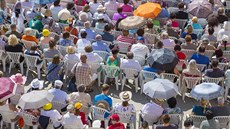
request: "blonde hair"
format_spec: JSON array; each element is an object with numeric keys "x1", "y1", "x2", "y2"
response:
[
  {"x1": 24, "y1": 28, "x2": 32, "y2": 36},
  {"x1": 66, "y1": 46, "x2": 75, "y2": 54},
  {"x1": 0, "y1": 70, "x2": 3, "y2": 77},
  {"x1": 8, "y1": 34, "x2": 19, "y2": 46},
  {"x1": 192, "y1": 17, "x2": 198, "y2": 23}
]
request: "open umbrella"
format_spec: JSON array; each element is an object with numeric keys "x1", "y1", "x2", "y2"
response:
[
  {"x1": 0, "y1": 78, "x2": 17, "y2": 102},
  {"x1": 134, "y1": 2, "x2": 162, "y2": 19},
  {"x1": 188, "y1": 0, "x2": 213, "y2": 18},
  {"x1": 118, "y1": 16, "x2": 145, "y2": 30},
  {"x1": 147, "y1": 48, "x2": 179, "y2": 71},
  {"x1": 30, "y1": 0, "x2": 56, "y2": 4},
  {"x1": 58, "y1": 9, "x2": 71, "y2": 21},
  {"x1": 18, "y1": 90, "x2": 54, "y2": 109},
  {"x1": 143, "y1": 78, "x2": 179, "y2": 99},
  {"x1": 190, "y1": 83, "x2": 224, "y2": 100}
]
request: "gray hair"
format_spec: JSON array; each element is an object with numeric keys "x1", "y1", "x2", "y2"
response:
[{"x1": 217, "y1": 97, "x2": 224, "y2": 105}]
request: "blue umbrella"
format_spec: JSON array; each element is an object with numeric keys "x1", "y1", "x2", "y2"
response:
[
  {"x1": 191, "y1": 83, "x2": 224, "y2": 100},
  {"x1": 30, "y1": 0, "x2": 57, "y2": 5}
]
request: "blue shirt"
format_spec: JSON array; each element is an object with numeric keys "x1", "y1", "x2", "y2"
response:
[
  {"x1": 190, "y1": 54, "x2": 209, "y2": 65},
  {"x1": 102, "y1": 32, "x2": 114, "y2": 42},
  {"x1": 79, "y1": 28, "x2": 97, "y2": 40},
  {"x1": 181, "y1": 32, "x2": 197, "y2": 40},
  {"x1": 191, "y1": 23, "x2": 203, "y2": 29},
  {"x1": 47, "y1": 63, "x2": 62, "y2": 82},
  {"x1": 143, "y1": 66, "x2": 159, "y2": 73},
  {"x1": 59, "y1": 38, "x2": 73, "y2": 46},
  {"x1": 192, "y1": 105, "x2": 210, "y2": 116},
  {"x1": 92, "y1": 41, "x2": 111, "y2": 53},
  {"x1": 157, "y1": 8, "x2": 169, "y2": 18},
  {"x1": 94, "y1": 93, "x2": 112, "y2": 107}
]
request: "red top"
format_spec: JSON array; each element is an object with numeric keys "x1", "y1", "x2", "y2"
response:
[
  {"x1": 75, "y1": 112, "x2": 87, "y2": 125},
  {"x1": 108, "y1": 123, "x2": 125, "y2": 129},
  {"x1": 176, "y1": 51, "x2": 186, "y2": 60}
]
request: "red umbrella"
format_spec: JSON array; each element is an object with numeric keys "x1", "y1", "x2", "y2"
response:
[{"x1": 0, "y1": 78, "x2": 17, "y2": 102}]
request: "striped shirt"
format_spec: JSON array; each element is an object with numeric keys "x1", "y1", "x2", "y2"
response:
[{"x1": 116, "y1": 35, "x2": 135, "y2": 44}]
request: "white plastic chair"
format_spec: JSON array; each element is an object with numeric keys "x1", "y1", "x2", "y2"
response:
[
  {"x1": 145, "y1": 33, "x2": 160, "y2": 45},
  {"x1": 160, "y1": 73, "x2": 180, "y2": 86},
  {"x1": 103, "y1": 65, "x2": 120, "y2": 90},
  {"x1": 0, "y1": 110, "x2": 17, "y2": 129},
  {"x1": 24, "y1": 55, "x2": 43, "y2": 79},
  {"x1": 114, "y1": 40, "x2": 131, "y2": 54},
  {"x1": 91, "y1": 106, "x2": 110, "y2": 129},
  {"x1": 111, "y1": 30, "x2": 122, "y2": 39},
  {"x1": 140, "y1": 70, "x2": 159, "y2": 94},
  {"x1": 186, "y1": 115, "x2": 206, "y2": 128},
  {"x1": 181, "y1": 49, "x2": 196, "y2": 60},
  {"x1": 223, "y1": 51, "x2": 230, "y2": 60},
  {"x1": 89, "y1": 62, "x2": 103, "y2": 87},
  {"x1": 224, "y1": 78, "x2": 230, "y2": 100},
  {"x1": 20, "y1": 112, "x2": 39, "y2": 129},
  {"x1": 182, "y1": 77, "x2": 201, "y2": 101},
  {"x1": 196, "y1": 64, "x2": 207, "y2": 72},
  {"x1": 214, "y1": 116, "x2": 230, "y2": 129},
  {"x1": 93, "y1": 51, "x2": 110, "y2": 62},
  {"x1": 121, "y1": 68, "x2": 140, "y2": 92},
  {"x1": 0, "y1": 49, "x2": 7, "y2": 72},
  {"x1": 116, "y1": 112, "x2": 136, "y2": 129},
  {"x1": 6, "y1": 52, "x2": 24, "y2": 74},
  {"x1": 133, "y1": 55, "x2": 146, "y2": 66},
  {"x1": 204, "y1": 77, "x2": 224, "y2": 86},
  {"x1": 205, "y1": 50, "x2": 215, "y2": 59},
  {"x1": 58, "y1": 45, "x2": 68, "y2": 56},
  {"x1": 21, "y1": 39, "x2": 36, "y2": 50}
]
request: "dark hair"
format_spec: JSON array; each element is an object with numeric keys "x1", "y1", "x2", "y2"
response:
[
  {"x1": 208, "y1": 16, "x2": 219, "y2": 27},
  {"x1": 198, "y1": 46, "x2": 205, "y2": 53},
  {"x1": 84, "y1": 45, "x2": 93, "y2": 52},
  {"x1": 205, "y1": 110, "x2": 214, "y2": 120},
  {"x1": 52, "y1": 54, "x2": 60, "y2": 64},
  {"x1": 215, "y1": 49, "x2": 223, "y2": 58},
  {"x1": 185, "y1": 35, "x2": 192, "y2": 42},
  {"x1": 156, "y1": 41, "x2": 163, "y2": 49},
  {"x1": 167, "y1": 97, "x2": 177, "y2": 108},
  {"x1": 127, "y1": 52, "x2": 134, "y2": 59},
  {"x1": 30, "y1": 46, "x2": 38, "y2": 51},
  {"x1": 81, "y1": 31, "x2": 87, "y2": 38},
  {"x1": 184, "y1": 119, "x2": 193, "y2": 127},
  {"x1": 146, "y1": 21, "x2": 154, "y2": 29},
  {"x1": 174, "y1": 44, "x2": 181, "y2": 51},
  {"x1": 101, "y1": 84, "x2": 110, "y2": 92},
  {"x1": 54, "y1": 0, "x2": 60, "y2": 6},
  {"x1": 177, "y1": 2, "x2": 184, "y2": 9},
  {"x1": 170, "y1": 13, "x2": 176, "y2": 19},
  {"x1": 62, "y1": 31, "x2": 70, "y2": 39},
  {"x1": 123, "y1": 0, "x2": 129, "y2": 4},
  {"x1": 208, "y1": 27, "x2": 214, "y2": 35},
  {"x1": 49, "y1": 40, "x2": 56, "y2": 48},
  {"x1": 142, "y1": 121, "x2": 149, "y2": 128},
  {"x1": 117, "y1": 7, "x2": 122, "y2": 13},
  {"x1": 211, "y1": 60, "x2": 219, "y2": 67},
  {"x1": 104, "y1": 24, "x2": 112, "y2": 32},
  {"x1": 66, "y1": 2, "x2": 74, "y2": 10},
  {"x1": 137, "y1": 28, "x2": 144, "y2": 37},
  {"x1": 77, "y1": 84, "x2": 86, "y2": 92},
  {"x1": 122, "y1": 101, "x2": 129, "y2": 107},
  {"x1": 162, "y1": 114, "x2": 170, "y2": 124},
  {"x1": 115, "y1": 18, "x2": 123, "y2": 31},
  {"x1": 10, "y1": 24, "x2": 16, "y2": 30},
  {"x1": 112, "y1": 48, "x2": 119, "y2": 55}
]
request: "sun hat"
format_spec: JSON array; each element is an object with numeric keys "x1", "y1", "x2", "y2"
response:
[
  {"x1": 119, "y1": 91, "x2": 132, "y2": 101},
  {"x1": 97, "y1": 5, "x2": 106, "y2": 12},
  {"x1": 10, "y1": 73, "x2": 27, "y2": 85},
  {"x1": 24, "y1": 28, "x2": 32, "y2": 36},
  {"x1": 54, "y1": 80, "x2": 63, "y2": 88},
  {"x1": 42, "y1": 29, "x2": 50, "y2": 37},
  {"x1": 97, "y1": 13, "x2": 104, "y2": 20},
  {"x1": 222, "y1": 35, "x2": 229, "y2": 42},
  {"x1": 74, "y1": 102, "x2": 83, "y2": 109},
  {"x1": 79, "y1": 12, "x2": 88, "y2": 22},
  {"x1": 42, "y1": 9, "x2": 52, "y2": 17},
  {"x1": 31, "y1": 78, "x2": 43, "y2": 89},
  {"x1": 43, "y1": 103, "x2": 52, "y2": 110},
  {"x1": 96, "y1": 100, "x2": 109, "y2": 110},
  {"x1": 110, "y1": 114, "x2": 120, "y2": 121}
]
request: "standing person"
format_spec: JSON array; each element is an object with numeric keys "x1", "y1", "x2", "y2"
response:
[
  {"x1": 47, "y1": 55, "x2": 63, "y2": 83},
  {"x1": 200, "y1": 110, "x2": 220, "y2": 129},
  {"x1": 50, "y1": 0, "x2": 63, "y2": 21},
  {"x1": 108, "y1": 114, "x2": 125, "y2": 129}
]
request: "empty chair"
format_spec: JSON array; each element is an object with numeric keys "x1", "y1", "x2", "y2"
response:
[
  {"x1": 6, "y1": 52, "x2": 24, "y2": 74},
  {"x1": 182, "y1": 77, "x2": 201, "y2": 101},
  {"x1": 24, "y1": 55, "x2": 43, "y2": 79},
  {"x1": 0, "y1": 110, "x2": 17, "y2": 129},
  {"x1": 103, "y1": 65, "x2": 120, "y2": 90},
  {"x1": 181, "y1": 49, "x2": 196, "y2": 60},
  {"x1": 121, "y1": 68, "x2": 140, "y2": 92},
  {"x1": 89, "y1": 62, "x2": 103, "y2": 87}
]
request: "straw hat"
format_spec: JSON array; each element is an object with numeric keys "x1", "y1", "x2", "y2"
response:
[
  {"x1": 96, "y1": 100, "x2": 109, "y2": 110},
  {"x1": 42, "y1": 29, "x2": 50, "y2": 37},
  {"x1": 10, "y1": 73, "x2": 27, "y2": 85},
  {"x1": 42, "y1": 9, "x2": 52, "y2": 17},
  {"x1": 31, "y1": 79, "x2": 43, "y2": 89},
  {"x1": 97, "y1": 5, "x2": 106, "y2": 12},
  {"x1": 43, "y1": 103, "x2": 52, "y2": 110},
  {"x1": 79, "y1": 12, "x2": 88, "y2": 22},
  {"x1": 74, "y1": 102, "x2": 83, "y2": 109},
  {"x1": 119, "y1": 91, "x2": 132, "y2": 101}
]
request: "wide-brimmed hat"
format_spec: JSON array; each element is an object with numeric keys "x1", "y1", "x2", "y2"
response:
[
  {"x1": 42, "y1": 9, "x2": 52, "y2": 17},
  {"x1": 58, "y1": 9, "x2": 71, "y2": 21},
  {"x1": 10, "y1": 73, "x2": 27, "y2": 85},
  {"x1": 97, "y1": 5, "x2": 106, "y2": 12},
  {"x1": 119, "y1": 91, "x2": 132, "y2": 101},
  {"x1": 31, "y1": 79, "x2": 43, "y2": 89},
  {"x1": 42, "y1": 29, "x2": 50, "y2": 37},
  {"x1": 79, "y1": 12, "x2": 88, "y2": 22},
  {"x1": 96, "y1": 100, "x2": 109, "y2": 110},
  {"x1": 97, "y1": 13, "x2": 104, "y2": 20}
]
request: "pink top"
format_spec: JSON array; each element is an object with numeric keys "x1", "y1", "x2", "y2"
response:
[
  {"x1": 74, "y1": 0, "x2": 87, "y2": 6},
  {"x1": 121, "y1": 4, "x2": 133, "y2": 12}
]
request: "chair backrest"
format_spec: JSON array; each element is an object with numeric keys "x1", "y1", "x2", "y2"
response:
[
  {"x1": 58, "y1": 45, "x2": 68, "y2": 56},
  {"x1": 21, "y1": 39, "x2": 36, "y2": 49},
  {"x1": 176, "y1": 59, "x2": 187, "y2": 71},
  {"x1": 103, "y1": 65, "x2": 120, "y2": 78},
  {"x1": 93, "y1": 51, "x2": 110, "y2": 62},
  {"x1": 160, "y1": 73, "x2": 179, "y2": 84},
  {"x1": 0, "y1": 49, "x2": 5, "y2": 58},
  {"x1": 52, "y1": 101, "x2": 65, "y2": 113},
  {"x1": 174, "y1": 19, "x2": 188, "y2": 29},
  {"x1": 24, "y1": 54, "x2": 40, "y2": 68},
  {"x1": 133, "y1": 55, "x2": 146, "y2": 66},
  {"x1": 141, "y1": 70, "x2": 159, "y2": 82},
  {"x1": 20, "y1": 112, "x2": 38, "y2": 126},
  {"x1": 181, "y1": 49, "x2": 196, "y2": 60},
  {"x1": 6, "y1": 52, "x2": 23, "y2": 63},
  {"x1": 187, "y1": 115, "x2": 206, "y2": 127},
  {"x1": 145, "y1": 33, "x2": 160, "y2": 45},
  {"x1": 204, "y1": 77, "x2": 224, "y2": 85},
  {"x1": 111, "y1": 30, "x2": 122, "y2": 39},
  {"x1": 114, "y1": 40, "x2": 131, "y2": 54},
  {"x1": 88, "y1": 62, "x2": 102, "y2": 73},
  {"x1": 223, "y1": 51, "x2": 230, "y2": 60},
  {"x1": 196, "y1": 64, "x2": 206, "y2": 72},
  {"x1": 214, "y1": 116, "x2": 230, "y2": 129},
  {"x1": 116, "y1": 112, "x2": 134, "y2": 124},
  {"x1": 121, "y1": 68, "x2": 140, "y2": 79},
  {"x1": 91, "y1": 106, "x2": 110, "y2": 121},
  {"x1": 183, "y1": 77, "x2": 201, "y2": 89},
  {"x1": 205, "y1": 50, "x2": 215, "y2": 59},
  {"x1": 218, "y1": 63, "x2": 228, "y2": 71}
]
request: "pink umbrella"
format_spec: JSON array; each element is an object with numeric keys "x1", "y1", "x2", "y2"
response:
[
  {"x1": 0, "y1": 78, "x2": 17, "y2": 102},
  {"x1": 188, "y1": 0, "x2": 213, "y2": 18}
]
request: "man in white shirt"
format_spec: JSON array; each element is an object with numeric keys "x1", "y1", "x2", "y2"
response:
[
  {"x1": 48, "y1": 80, "x2": 68, "y2": 108},
  {"x1": 130, "y1": 37, "x2": 150, "y2": 58},
  {"x1": 89, "y1": 0, "x2": 102, "y2": 14},
  {"x1": 77, "y1": 31, "x2": 91, "y2": 53},
  {"x1": 104, "y1": 0, "x2": 119, "y2": 11},
  {"x1": 62, "y1": 104, "x2": 84, "y2": 128},
  {"x1": 85, "y1": 45, "x2": 103, "y2": 63},
  {"x1": 50, "y1": 0, "x2": 63, "y2": 21},
  {"x1": 120, "y1": 52, "x2": 142, "y2": 71},
  {"x1": 160, "y1": 32, "x2": 175, "y2": 49},
  {"x1": 141, "y1": 99, "x2": 164, "y2": 124}
]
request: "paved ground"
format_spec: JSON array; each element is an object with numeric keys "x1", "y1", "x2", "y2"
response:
[{"x1": 1, "y1": 66, "x2": 230, "y2": 128}]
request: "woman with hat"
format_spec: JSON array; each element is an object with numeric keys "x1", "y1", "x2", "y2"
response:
[
  {"x1": 40, "y1": 29, "x2": 52, "y2": 44},
  {"x1": 42, "y1": 9, "x2": 53, "y2": 26},
  {"x1": 192, "y1": 99, "x2": 211, "y2": 116},
  {"x1": 79, "y1": 4, "x2": 93, "y2": 21},
  {"x1": 108, "y1": 114, "x2": 125, "y2": 129},
  {"x1": 95, "y1": 13, "x2": 107, "y2": 30},
  {"x1": 74, "y1": 102, "x2": 87, "y2": 125},
  {"x1": 94, "y1": 5, "x2": 112, "y2": 24}
]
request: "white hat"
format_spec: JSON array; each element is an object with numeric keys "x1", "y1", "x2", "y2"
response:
[
  {"x1": 97, "y1": 14, "x2": 104, "y2": 20},
  {"x1": 31, "y1": 79, "x2": 43, "y2": 89},
  {"x1": 222, "y1": 35, "x2": 229, "y2": 42},
  {"x1": 97, "y1": 5, "x2": 106, "y2": 12},
  {"x1": 54, "y1": 80, "x2": 63, "y2": 87},
  {"x1": 119, "y1": 91, "x2": 132, "y2": 101}
]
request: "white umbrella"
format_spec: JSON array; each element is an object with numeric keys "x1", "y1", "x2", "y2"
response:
[
  {"x1": 18, "y1": 90, "x2": 54, "y2": 109},
  {"x1": 143, "y1": 78, "x2": 179, "y2": 99},
  {"x1": 190, "y1": 83, "x2": 224, "y2": 100}
]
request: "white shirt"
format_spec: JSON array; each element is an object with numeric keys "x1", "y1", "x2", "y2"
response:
[
  {"x1": 93, "y1": 12, "x2": 112, "y2": 24},
  {"x1": 48, "y1": 88, "x2": 68, "y2": 104},
  {"x1": 50, "y1": 5, "x2": 63, "y2": 21},
  {"x1": 120, "y1": 59, "x2": 142, "y2": 71},
  {"x1": 141, "y1": 102, "x2": 164, "y2": 123},
  {"x1": 113, "y1": 103, "x2": 135, "y2": 114},
  {"x1": 64, "y1": 53, "x2": 80, "y2": 71},
  {"x1": 162, "y1": 39, "x2": 175, "y2": 49},
  {"x1": 130, "y1": 43, "x2": 149, "y2": 58},
  {"x1": 104, "y1": 1, "x2": 119, "y2": 11},
  {"x1": 89, "y1": 2, "x2": 102, "y2": 14},
  {"x1": 40, "y1": 109, "x2": 62, "y2": 127},
  {"x1": 77, "y1": 38, "x2": 91, "y2": 53},
  {"x1": 86, "y1": 52, "x2": 103, "y2": 63},
  {"x1": 217, "y1": 29, "x2": 230, "y2": 42},
  {"x1": 62, "y1": 112, "x2": 84, "y2": 128}
]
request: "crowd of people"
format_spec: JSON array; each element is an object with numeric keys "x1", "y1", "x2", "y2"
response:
[{"x1": 0, "y1": 0, "x2": 229, "y2": 129}]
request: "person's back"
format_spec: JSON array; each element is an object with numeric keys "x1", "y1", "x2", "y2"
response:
[
  {"x1": 175, "y1": 2, "x2": 188, "y2": 19},
  {"x1": 156, "y1": 114, "x2": 178, "y2": 129},
  {"x1": 190, "y1": 47, "x2": 209, "y2": 65},
  {"x1": 200, "y1": 110, "x2": 220, "y2": 129},
  {"x1": 44, "y1": 49, "x2": 61, "y2": 58}
]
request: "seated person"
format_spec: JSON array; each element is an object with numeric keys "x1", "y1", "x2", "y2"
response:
[
  {"x1": 95, "y1": 14, "x2": 107, "y2": 30},
  {"x1": 164, "y1": 97, "x2": 182, "y2": 114},
  {"x1": 174, "y1": 44, "x2": 186, "y2": 60},
  {"x1": 200, "y1": 110, "x2": 220, "y2": 129},
  {"x1": 44, "y1": 40, "x2": 63, "y2": 59},
  {"x1": 182, "y1": 60, "x2": 201, "y2": 77},
  {"x1": 201, "y1": 27, "x2": 217, "y2": 42},
  {"x1": 213, "y1": 49, "x2": 228, "y2": 63},
  {"x1": 204, "y1": 60, "x2": 225, "y2": 78},
  {"x1": 192, "y1": 99, "x2": 210, "y2": 116},
  {"x1": 94, "y1": 84, "x2": 112, "y2": 109},
  {"x1": 116, "y1": 30, "x2": 135, "y2": 44},
  {"x1": 160, "y1": 32, "x2": 175, "y2": 49},
  {"x1": 166, "y1": 13, "x2": 179, "y2": 28},
  {"x1": 24, "y1": 46, "x2": 43, "y2": 65},
  {"x1": 40, "y1": 29, "x2": 52, "y2": 44},
  {"x1": 5, "y1": 24, "x2": 22, "y2": 39},
  {"x1": 211, "y1": 97, "x2": 230, "y2": 116},
  {"x1": 198, "y1": 38, "x2": 216, "y2": 50},
  {"x1": 120, "y1": 52, "x2": 142, "y2": 71},
  {"x1": 108, "y1": 114, "x2": 125, "y2": 129},
  {"x1": 59, "y1": 31, "x2": 74, "y2": 46},
  {"x1": 85, "y1": 45, "x2": 103, "y2": 63},
  {"x1": 190, "y1": 16, "x2": 203, "y2": 29},
  {"x1": 181, "y1": 25, "x2": 198, "y2": 40},
  {"x1": 92, "y1": 34, "x2": 111, "y2": 53},
  {"x1": 22, "y1": 28, "x2": 39, "y2": 44},
  {"x1": 156, "y1": 114, "x2": 178, "y2": 129},
  {"x1": 190, "y1": 46, "x2": 209, "y2": 66},
  {"x1": 74, "y1": 102, "x2": 87, "y2": 125},
  {"x1": 102, "y1": 24, "x2": 115, "y2": 42},
  {"x1": 181, "y1": 35, "x2": 197, "y2": 50}
]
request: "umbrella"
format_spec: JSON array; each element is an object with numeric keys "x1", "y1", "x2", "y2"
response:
[
  {"x1": 118, "y1": 16, "x2": 145, "y2": 30},
  {"x1": 18, "y1": 90, "x2": 54, "y2": 109},
  {"x1": 190, "y1": 83, "x2": 224, "y2": 100},
  {"x1": 146, "y1": 48, "x2": 179, "y2": 71},
  {"x1": 30, "y1": 0, "x2": 56, "y2": 4},
  {"x1": 133, "y1": 2, "x2": 162, "y2": 19},
  {"x1": 0, "y1": 78, "x2": 17, "y2": 102},
  {"x1": 188, "y1": 0, "x2": 213, "y2": 18},
  {"x1": 58, "y1": 9, "x2": 71, "y2": 20},
  {"x1": 143, "y1": 78, "x2": 179, "y2": 99}
]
